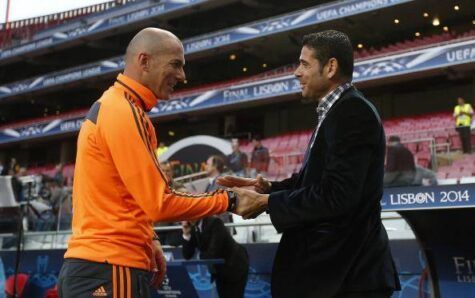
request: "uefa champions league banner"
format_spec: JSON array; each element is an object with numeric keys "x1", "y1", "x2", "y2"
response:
[
  {"x1": 183, "y1": 0, "x2": 413, "y2": 54},
  {"x1": 353, "y1": 39, "x2": 475, "y2": 81},
  {"x1": 1, "y1": 39, "x2": 475, "y2": 143},
  {"x1": 380, "y1": 183, "x2": 475, "y2": 211},
  {"x1": 151, "y1": 75, "x2": 302, "y2": 116},
  {"x1": 0, "y1": 117, "x2": 85, "y2": 144},
  {"x1": 0, "y1": 56, "x2": 124, "y2": 98},
  {"x1": 0, "y1": 0, "x2": 209, "y2": 61}
]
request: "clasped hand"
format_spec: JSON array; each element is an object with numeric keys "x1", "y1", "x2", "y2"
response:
[{"x1": 216, "y1": 174, "x2": 270, "y2": 219}]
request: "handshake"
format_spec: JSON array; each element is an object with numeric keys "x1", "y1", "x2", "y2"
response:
[{"x1": 217, "y1": 174, "x2": 271, "y2": 219}]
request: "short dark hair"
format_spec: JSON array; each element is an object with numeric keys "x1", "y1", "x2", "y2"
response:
[
  {"x1": 302, "y1": 30, "x2": 354, "y2": 80},
  {"x1": 252, "y1": 134, "x2": 262, "y2": 142},
  {"x1": 388, "y1": 135, "x2": 401, "y2": 143},
  {"x1": 209, "y1": 155, "x2": 225, "y2": 173}
]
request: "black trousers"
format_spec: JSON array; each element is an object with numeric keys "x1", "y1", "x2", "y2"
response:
[
  {"x1": 456, "y1": 126, "x2": 472, "y2": 153},
  {"x1": 335, "y1": 290, "x2": 394, "y2": 298},
  {"x1": 215, "y1": 274, "x2": 248, "y2": 298},
  {"x1": 58, "y1": 258, "x2": 152, "y2": 298}
]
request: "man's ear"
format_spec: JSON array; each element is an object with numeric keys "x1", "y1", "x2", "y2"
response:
[
  {"x1": 137, "y1": 52, "x2": 150, "y2": 72},
  {"x1": 326, "y1": 57, "x2": 338, "y2": 79}
]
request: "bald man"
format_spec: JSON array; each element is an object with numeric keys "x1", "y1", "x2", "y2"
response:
[{"x1": 57, "y1": 28, "x2": 236, "y2": 298}]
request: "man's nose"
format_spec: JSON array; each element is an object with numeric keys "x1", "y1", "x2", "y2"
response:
[
  {"x1": 294, "y1": 66, "x2": 302, "y2": 78},
  {"x1": 178, "y1": 67, "x2": 186, "y2": 82}
]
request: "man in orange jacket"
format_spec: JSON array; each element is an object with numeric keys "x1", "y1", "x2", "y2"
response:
[{"x1": 57, "y1": 28, "x2": 237, "y2": 298}]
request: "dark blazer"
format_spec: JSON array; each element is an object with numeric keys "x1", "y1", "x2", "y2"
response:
[
  {"x1": 182, "y1": 216, "x2": 248, "y2": 282},
  {"x1": 386, "y1": 143, "x2": 415, "y2": 172},
  {"x1": 268, "y1": 86, "x2": 400, "y2": 298}
]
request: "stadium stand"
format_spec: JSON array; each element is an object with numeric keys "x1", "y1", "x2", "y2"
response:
[
  {"x1": 0, "y1": 0, "x2": 135, "y2": 48},
  {"x1": 20, "y1": 110, "x2": 474, "y2": 185},
  {"x1": 1, "y1": 27, "x2": 474, "y2": 128},
  {"x1": 355, "y1": 29, "x2": 475, "y2": 59}
]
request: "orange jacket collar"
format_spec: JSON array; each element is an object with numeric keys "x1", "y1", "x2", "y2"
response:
[{"x1": 114, "y1": 73, "x2": 157, "y2": 111}]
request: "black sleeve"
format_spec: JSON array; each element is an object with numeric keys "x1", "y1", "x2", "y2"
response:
[
  {"x1": 385, "y1": 147, "x2": 396, "y2": 172},
  {"x1": 181, "y1": 233, "x2": 197, "y2": 260},
  {"x1": 200, "y1": 218, "x2": 227, "y2": 259},
  {"x1": 268, "y1": 98, "x2": 381, "y2": 232},
  {"x1": 270, "y1": 173, "x2": 299, "y2": 192}
]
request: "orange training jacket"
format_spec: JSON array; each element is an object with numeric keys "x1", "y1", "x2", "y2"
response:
[{"x1": 64, "y1": 73, "x2": 229, "y2": 270}]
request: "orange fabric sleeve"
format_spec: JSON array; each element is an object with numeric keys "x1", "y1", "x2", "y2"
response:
[{"x1": 98, "y1": 99, "x2": 228, "y2": 222}]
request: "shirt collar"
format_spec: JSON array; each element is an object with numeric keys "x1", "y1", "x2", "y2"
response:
[
  {"x1": 316, "y1": 82, "x2": 352, "y2": 117},
  {"x1": 114, "y1": 73, "x2": 157, "y2": 112}
]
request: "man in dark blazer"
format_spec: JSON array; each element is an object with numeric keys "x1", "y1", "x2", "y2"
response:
[
  {"x1": 181, "y1": 216, "x2": 249, "y2": 298},
  {"x1": 384, "y1": 135, "x2": 416, "y2": 187},
  {"x1": 218, "y1": 30, "x2": 400, "y2": 298}
]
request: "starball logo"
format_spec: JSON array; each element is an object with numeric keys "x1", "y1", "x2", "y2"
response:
[{"x1": 453, "y1": 257, "x2": 475, "y2": 283}]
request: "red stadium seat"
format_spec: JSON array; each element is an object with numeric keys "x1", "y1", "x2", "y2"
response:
[
  {"x1": 5, "y1": 274, "x2": 29, "y2": 298},
  {"x1": 450, "y1": 134, "x2": 462, "y2": 151},
  {"x1": 45, "y1": 286, "x2": 58, "y2": 298}
]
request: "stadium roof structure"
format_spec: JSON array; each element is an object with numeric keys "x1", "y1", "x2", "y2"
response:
[{"x1": 0, "y1": 0, "x2": 325, "y2": 82}]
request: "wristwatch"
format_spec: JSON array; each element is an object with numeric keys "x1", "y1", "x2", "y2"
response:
[{"x1": 226, "y1": 190, "x2": 237, "y2": 212}]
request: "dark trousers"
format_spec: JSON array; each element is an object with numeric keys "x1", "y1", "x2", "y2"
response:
[
  {"x1": 215, "y1": 274, "x2": 248, "y2": 298},
  {"x1": 456, "y1": 126, "x2": 472, "y2": 153},
  {"x1": 335, "y1": 290, "x2": 394, "y2": 298},
  {"x1": 58, "y1": 258, "x2": 151, "y2": 298}
]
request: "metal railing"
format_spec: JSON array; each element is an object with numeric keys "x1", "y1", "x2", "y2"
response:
[{"x1": 0, "y1": 213, "x2": 406, "y2": 251}]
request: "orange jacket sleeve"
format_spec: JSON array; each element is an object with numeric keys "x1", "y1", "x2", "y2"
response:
[{"x1": 98, "y1": 99, "x2": 228, "y2": 222}]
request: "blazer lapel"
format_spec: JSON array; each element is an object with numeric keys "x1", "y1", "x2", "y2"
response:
[
  {"x1": 295, "y1": 126, "x2": 318, "y2": 185},
  {"x1": 294, "y1": 88, "x2": 355, "y2": 186}
]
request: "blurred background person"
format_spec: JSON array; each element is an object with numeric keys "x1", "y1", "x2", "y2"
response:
[
  {"x1": 161, "y1": 161, "x2": 186, "y2": 191},
  {"x1": 453, "y1": 97, "x2": 473, "y2": 154},
  {"x1": 1, "y1": 157, "x2": 19, "y2": 176},
  {"x1": 384, "y1": 135, "x2": 416, "y2": 187},
  {"x1": 227, "y1": 139, "x2": 248, "y2": 177},
  {"x1": 205, "y1": 155, "x2": 235, "y2": 232},
  {"x1": 413, "y1": 165, "x2": 438, "y2": 186},
  {"x1": 182, "y1": 218, "x2": 248, "y2": 298},
  {"x1": 205, "y1": 155, "x2": 227, "y2": 192},
  {"x1": 156, "y1": 141, "x2": 169, "y2": 157},
  {"x1": 157, "y1": 161, "x2": 187, "y2": 246},
  {"x1": 250, "y1": 136, "x2": 269, "y2": 178},
  {"x1": 53, "y1": 163, "x2": 64, "y2": 186}
]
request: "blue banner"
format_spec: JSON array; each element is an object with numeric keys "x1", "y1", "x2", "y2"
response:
[
  {"x1": 0, "y1": 0, "x2": 209, "y2": 61},
  {"x1": 0, "y1": 56, "x2": 124, "y2": 97},
  {"x1": 431, "y1": 246, "x2": 475, "y2": 298},
  {"x1": 353, "y1": 39, "x2": 475, "y2": 81},
  {"x1": 381, "y1": 184, "x2": 475, "y2": 211},
  {"x1": 0, "y1": 118, "x2": 84, "y2": 144},
  {"x1": 1, "y1": 39, "x2": 475, "y2": 144},
  {"x1": 0, "y1": 241, "x2": 426, "y2": 298},
  {"x1": 151, "y1": 76, "x2": 301, "y2": 116},
  {"x1": 183, "y1": 0, "x2": 412, "y2": 54}
]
